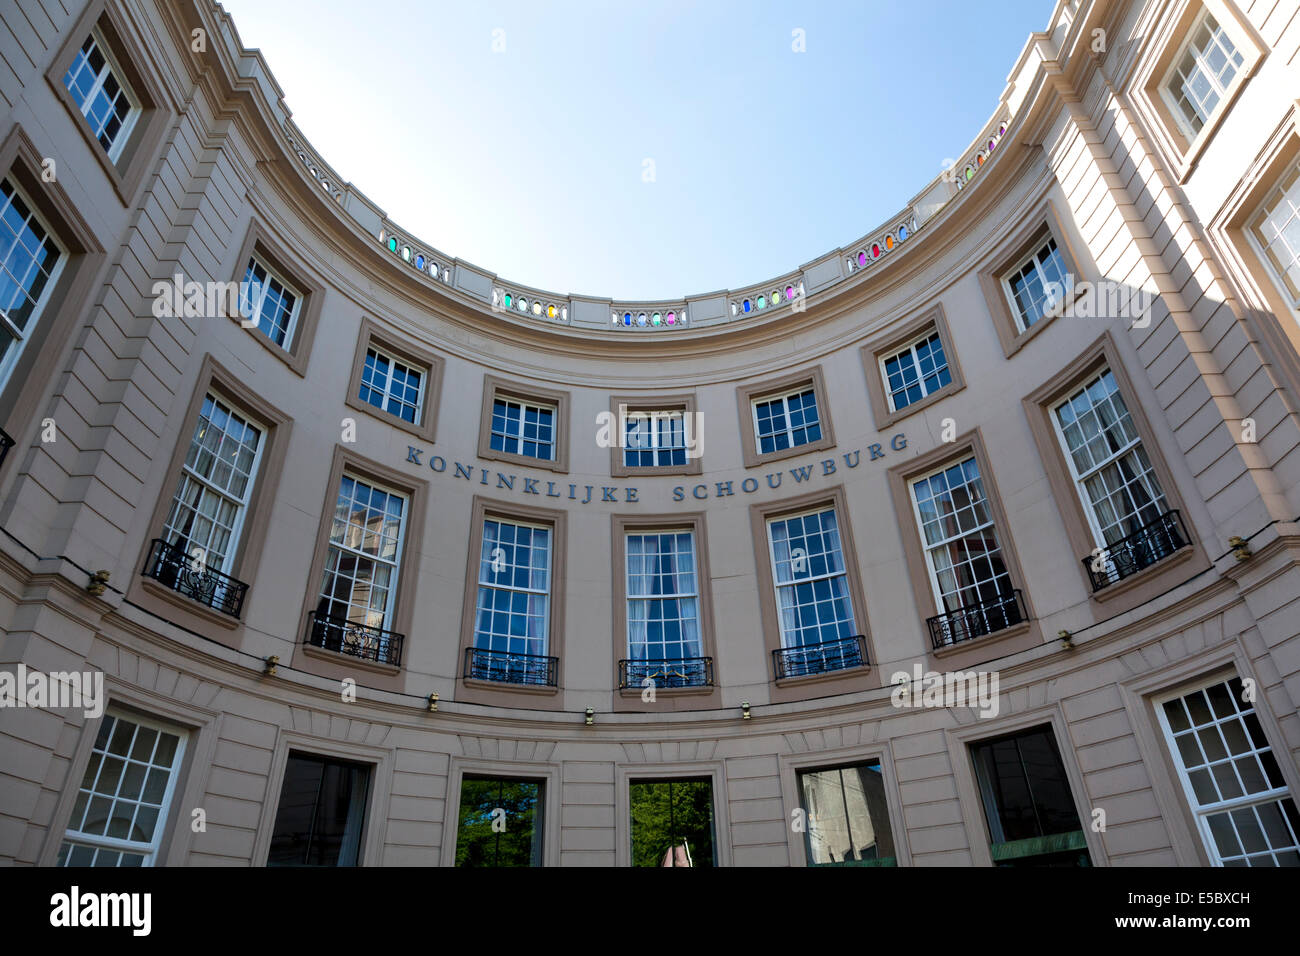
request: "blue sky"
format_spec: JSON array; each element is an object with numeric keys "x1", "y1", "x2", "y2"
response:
[{"x1": 222, "y1": 0, "x2": 1053, "y2": 300}]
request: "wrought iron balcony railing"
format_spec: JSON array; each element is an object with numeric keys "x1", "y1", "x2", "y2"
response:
[
  {"x1": 1083, "y1": 509, "x2": 1188, "y2": 592},
  {"x1": 464, "y1": 646, "x2": 558, "y2": 687},
  {"x1": 619, "y1": 657, "x2": 714, "y2": 689},
  {"x1": 773, "y1": 634, "x2": 867, "y2": 680},
  {"x1": 306, "y1": 610, "x2": 404, "y2": 667},
  {"x1": 0, "y1": 426, "x2": 13, "y2": 469},
  {"x1": 142, "y1": 538, "x2": 249, "y2": 617},
  {"x1": 927, "y1": 589, "x2": 1028, "y2": 649}
]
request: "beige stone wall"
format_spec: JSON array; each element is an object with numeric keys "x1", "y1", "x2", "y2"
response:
[{"x1": 0, "y1": 0, "x2": 1297, "y2": 866}]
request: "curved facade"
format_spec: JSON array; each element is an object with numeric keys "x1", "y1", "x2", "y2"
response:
[{"x1": 2, "y1": 0, "x2": 1300, "y2": 867}]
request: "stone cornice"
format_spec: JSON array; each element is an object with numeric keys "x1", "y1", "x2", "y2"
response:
[{"x1": 153, "y1": 0, "x2": 1103, "y2": 364}]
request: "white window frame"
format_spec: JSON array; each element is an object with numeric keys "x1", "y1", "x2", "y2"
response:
[
  {"x1": 1049, "y1": 368, "x2": 1169, "y2": 551},
  {"x1": 764, "y1": 505, "x2": 857, "y2": 649},
  {"x1": 359, "y1": 344, "x2": 426, "y2": 426},
  {"x1": 474, "y1": 516, "x2": 553, "y2": 656},
  {"x1": 1000, "y1": 234, "x2": 1070, "y2": 332},
  {"x1": 58, "y1": 708, "x2": 188, "y2": 867},
  {"x1": 624, "y1": 528, "x2": 701, "y2": 661},
  {"x1": 317, "y1": 472, "x2": 408, "y2": 633},
  {"x1": 0, "y1": 178, "x2": 67, "y2": 393},
  {"x1": 623, "y1": 409, "x2": 687, "y2": 468},
  {"x1": 161, "y1": 392, "x2": 266, "y2": 576},
  {"x1": 490, "y1": 397, "x2": 557, "y2": 462},
  {"x1": 907, "y1": 455, "x2": 1012, "y2": 615},
  {"x1": 1159, "y1": 8, "x2": 1245, "y2": 140},
  {"x1": 751, "y1": 386, "x2": 821, "y2": 455},
  {"x1": 240, "y1": 253, "x2": 304, "y2": 350},
  {"x1": 880, "y1": 329, "x2": 951, "y2": 413},
  {"x1": 62, "y1": 27, "x2": 141, "y2": 163},
  {"x1": 1154, "y1": 676, "x2": 1300, "y2": 866},
  {"x1": 1246, "y1": 154, "x2": 1300, "y2": 314}
]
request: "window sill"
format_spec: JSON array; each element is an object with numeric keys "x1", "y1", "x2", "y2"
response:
[
  {"x1": 1003, "y1": 306, "x2": 1066, "y2": 361},
  {"x1": 750, "y1": 436, "x2": 836, "y2": 469},
  {"x1": 617, "y1": 684, "x2": 715, "y2": 699},
  {"x1": 931, "y1": 620, "x2": 1033, "y2": 660},
  {"x1": 300, "y1": 641, "x2": 401, "y2": 675},
  {"x1": 1087, "y1": 542, "x2": 1197, "y2": 604},
  {"x1": 773, "y1": 664, "x2": 871, "y2": 690},
  {"x1": 477, "y1": 447, "x2": 568, "y2": 475},
  {"x1": 609, "y1": 459, "x2": 704, "y2": 479},
  {"x1": 139, "y1": 577, "x2": 242, "y2": 630},
  {"x1": 875, "y1": 380, "x2": 965, "y2": 431},
  {"x1": 343, "y1": 392, "x2": 435, "y2": 444},
  {"x1": 227, "y1": 315, "x2": 309, "y2": 377},
  {"x1": 461, "y1": 677, "x2": 560, "y2": 696}
]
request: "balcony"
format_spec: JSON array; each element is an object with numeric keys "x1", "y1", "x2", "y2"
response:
[
  {"x1": 773, "y1": 635, "x2": 867, "y2": 680},
  {"x1": 464, "y1": 646, "x2": 558, "y2": 687},
  {"x1": 927, "y1": 589, "x2": 1028, "y2": 649},
  {"x1": 142, "y1": 538, "x2": 249, "y2": 617},
  {"x1": 1083, "y1": 510, "x2": 1188, "y2": 592},
  {"x1": 619, "y1": 657, "x2": 713, "y2": 689},
  {"x1": 306, "y1": 610, "x2": 404, "y2": 667},
  {"x1": 0, "y1": 426, "x2": 13, "y2": 469}
]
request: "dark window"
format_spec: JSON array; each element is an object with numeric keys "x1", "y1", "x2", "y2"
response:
[
  {"x1": 629, "y1": 778, "x2": 715, "y2": 867},
  {"x1": 972, "y1": 726, "x2": 1090, "y2": 866},
  {"x1": 454, "y1": 776, "x2": 544, "y2": 867},
  {"x1": 267, "y1": 753, "x2": 371, "y2": 866},
  {"x1": 797, "y1": 761, "x2": 897, "y2": 866}
]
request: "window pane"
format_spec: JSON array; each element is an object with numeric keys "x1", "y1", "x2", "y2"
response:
[
  {"x1": 0, "y1": 179, "x2": 63, "y2": 389},
  {"x1": 972, "y1": 726, "x2": 1089, "y2": 865},
  {"x1": 267, "y1": 753, "x2": 371, "y2": 867},
  {"x1": 59, "y1": 712, "x2": 185, "y2": 867},
  {"x1": 454, "y1": 777, "x2": 544, "y2": 867},
  {"x1": 629, "y1": 779, "x2": 715, "y2": 867},
  {"x1": 798, "y1": 762, "x2": 897, "y2": 865}
]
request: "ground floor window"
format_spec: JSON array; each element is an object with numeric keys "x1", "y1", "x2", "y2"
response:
[
  {"x1": 971, "y1": 725, "x2": 1090, "y2": 866},
  {"x1": 454, "y1": 776, "x2": 545, "y2": 867},
  {"x1": 1157, "y1": 676, "x2": 1300, "y2": 866},
  {"x1": 796, "y1": 761, "x2": 897, "y2": 866},
  {"x1": 267, "y1": 752, "x2": 371, "y2": 866},
  {"x1": 629, "y1": 778, "x2": 715, "y2": 867},
  {"x1": 58, "y1": 710, "x2": 186, "y2": 867}
]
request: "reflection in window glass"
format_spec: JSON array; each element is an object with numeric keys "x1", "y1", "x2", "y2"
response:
[
  {"x1": 455, "y1": 777, "x2": 544, "y2": 867},
  {"x1": 797, "y1": 761, "x2": 897, "y2": 866},
  {"x1": 630, "y1": 779, "x2": 715, "y2": 867},
  {"x1": 267, "y1": 753, "x2": 370, "y2": 866},
  {"x1": 972, "y1": 726, "x2": 1090, "y2": 866}
]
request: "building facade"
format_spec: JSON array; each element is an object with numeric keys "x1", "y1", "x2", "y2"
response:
[{"x1": 1, "y1": 0, "x2": 1299, "y2": 866}]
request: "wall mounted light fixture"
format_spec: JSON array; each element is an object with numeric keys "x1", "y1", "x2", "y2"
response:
[
  {"x1": 427, "y1": 693, "x2": 438, "y2": 712},
  {"x1": 741, "y1": 701, "x2": 751, "y2": 720},
  {"x1": 263, "y1": 655, "x2": 279, "y2": 676},
  {"x1": 584, "y1": 706, "x2": 594, "y2": 726}
]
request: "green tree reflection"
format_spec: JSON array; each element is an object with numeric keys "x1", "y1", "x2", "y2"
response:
[
  {"x1": 630, "y1": 779, "x2": 715, "y2": 867},
  {"x1": 455, "y1": 777, "x2": 542, "y2": 866}
]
